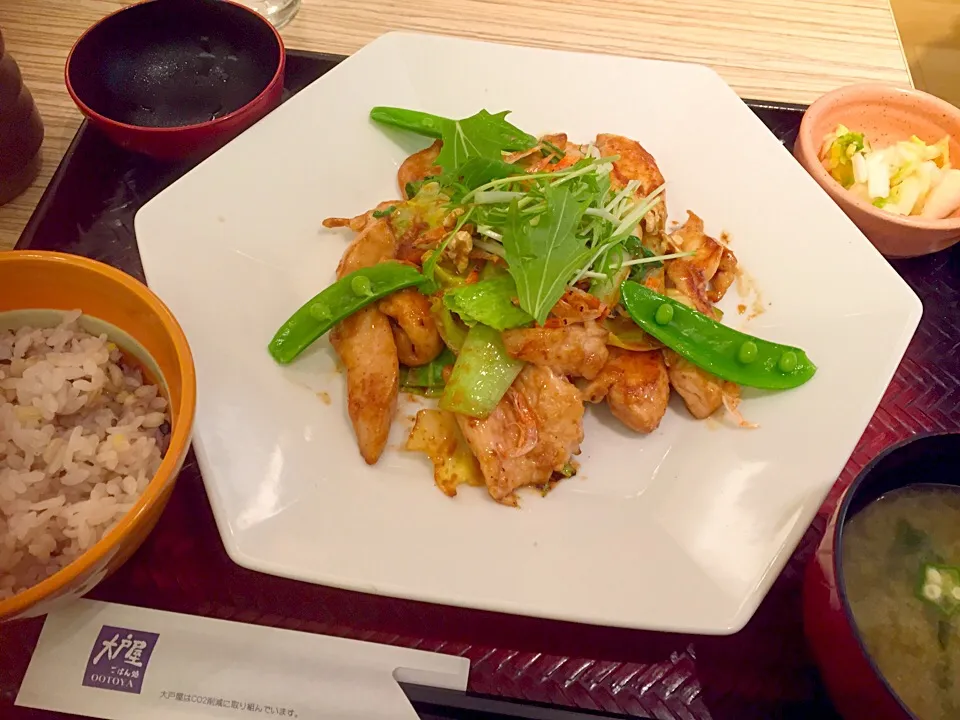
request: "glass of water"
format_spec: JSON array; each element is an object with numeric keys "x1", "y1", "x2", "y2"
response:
[{"x1": 233, "y1": 0, "x2": 301, "y2": 29}]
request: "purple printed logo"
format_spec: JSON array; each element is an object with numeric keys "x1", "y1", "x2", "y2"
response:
[{"x1": 82, "y1": 625, "x2": 159, "y2": 694}]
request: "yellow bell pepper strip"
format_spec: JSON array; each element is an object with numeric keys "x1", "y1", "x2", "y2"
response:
[
  {"x1": 619, "y1": 281, "x2": 816, "y2": 390},
  {"x1": 268, "y1": 262, "x2": 425, "y2": 365}
]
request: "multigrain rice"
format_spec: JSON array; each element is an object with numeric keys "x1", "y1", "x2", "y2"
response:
[{"x1": 0, "y1": 312, "x2": 170, "y2": 599}]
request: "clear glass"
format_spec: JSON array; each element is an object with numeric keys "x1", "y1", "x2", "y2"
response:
[{"x1": 232, "y1": 0, "x2": 302, "y2": 29}]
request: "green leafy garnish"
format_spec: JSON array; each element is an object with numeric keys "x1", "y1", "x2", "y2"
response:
[
  {"x1": 443, "y1": 275, "x2": 534, "y2": 331},
  {"x1": 372, "y1": 205, "x2": 396, "y2": 218},
  {"x1": 434, "y1": 110, "x2": 536, "y2": 171},
  {"x1": 370, "y1": 107, "x2": 536, "y2": 174},
  {"x1": 502, "y1": 184, "x2": 591, "y2": 325},
  {"x1": 449, "y1": 157, "x2": 519, "y2": 191}
]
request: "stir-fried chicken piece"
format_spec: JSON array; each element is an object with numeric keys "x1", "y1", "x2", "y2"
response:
[
  {"x1": 659, "y1": 212, "x2": 742, "y2": 420},
  {"x1": 456, "y1": 366, "x2": 584, "y2": 506},
  {"x1": 662, "y1": 350, "x2": 727, "y2": 420},
  {"x1": 708, "y1": 248, "x2": 738, "y2": 303},
  {"x1": 665, "y1": 211, "x2": 738, "y2": 315},
  {"x1": 596, "y1": 133, "x2": 667, "y2": 234},
  {"x1": 379, "y1": 288, "x2": 443, "y2": 366},
  {"x1": 336, "y1": 219, "x2": 399, "y2": 276},
  {"x1": 331, "y1": 307, "x2": 399, "y2": 464},
  {"x1": 398, "y1": 140, "x2": 441, "y2": 199},
  {"x1": 546, "y1": 287, "x2": 607, "y2": 327},
  {"x1": 331, "y1": 219, "x2": 400, "y2": 464},
  {"x1": 502, "y1": 321, "x2": 609, "y2": 380},
  {"x1": 581, "y1": 348, "x2": 670, "y2": 433}
]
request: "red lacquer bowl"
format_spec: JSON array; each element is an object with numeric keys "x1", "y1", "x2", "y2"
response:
[
  {"x1": 804, "y1": 432, "x2": 960, "y2": 720},
  {"x1": 65, "y1": 0, "x2": 285, "y2": 161}
]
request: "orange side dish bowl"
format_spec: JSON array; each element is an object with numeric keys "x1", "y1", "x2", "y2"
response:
[
  {"x1": 795, "y1": 84, "x2": 960, "y2": 258},
  {"x1": 0, "y1": 251, "x2": 196, "y2": 621}
]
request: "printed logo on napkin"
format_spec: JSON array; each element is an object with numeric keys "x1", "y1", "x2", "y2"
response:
[{"x1": 82, "y1": 625, "x2": 159, "y2": 694}]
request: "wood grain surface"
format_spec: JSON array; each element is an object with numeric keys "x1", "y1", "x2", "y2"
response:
[{"x1": 0, "y1": 0, "x2": 910, "y2": 251}]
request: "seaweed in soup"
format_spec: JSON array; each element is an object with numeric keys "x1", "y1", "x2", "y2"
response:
[{"x1": 843, "y1": 486, "x2": 960, "y2": 720}]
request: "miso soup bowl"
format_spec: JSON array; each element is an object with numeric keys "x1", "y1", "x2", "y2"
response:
[{"x1": 803, "y1": 432, "x2": 960, "y2": 720}]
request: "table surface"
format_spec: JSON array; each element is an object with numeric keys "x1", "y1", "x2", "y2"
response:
[{"x1": 0, "y1": 0, "x2": 910, "y2": 252}]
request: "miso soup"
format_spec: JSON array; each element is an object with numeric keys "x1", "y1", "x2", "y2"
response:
[{"x1": 842, "y1": 485, "x2": 960, "y2": 720}]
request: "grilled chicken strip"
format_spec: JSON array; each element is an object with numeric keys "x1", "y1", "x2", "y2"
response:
[{"x1": 331, "y1": 219, "x2": 400, "y2": 464}]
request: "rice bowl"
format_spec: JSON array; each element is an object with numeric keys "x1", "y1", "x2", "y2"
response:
[
  {"x1": 0, "y1": 311, "x2": 171, "y2": 599},
  {"x1": 0, "y1": 250, "x2": 195, "y2": 622}
]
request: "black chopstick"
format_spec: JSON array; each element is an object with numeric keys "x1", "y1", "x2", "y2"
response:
[{"x1": 400, "y1": 683, "x2": 648, "y2": 720}]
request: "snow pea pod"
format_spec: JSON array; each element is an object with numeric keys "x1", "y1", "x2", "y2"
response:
[
  {"x1": 619, "y1": 281, "x2": 816, "y2": 390},
  {"x1": 369, "y1": 107, "x2": 448, "y2": 139},
  {"x1": 269, "y1": 262, "x2": 426, "y2": 365}
]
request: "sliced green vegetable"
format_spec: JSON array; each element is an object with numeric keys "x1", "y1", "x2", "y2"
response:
[
  {"x1": 269, "y1": 262, "x2": 425, "y2": 365},
  {"x1": 919, "y1": 563, "x2": 960, "y2": 616},
  {"x1": 439, "y1": 324, "x2": 524, "y2": 418},
  {"x1": 479, "y1": 262, "x2": 509, "y2": 281},
  {"x1": 433, "y1": 265, "x2": 469, "y2": 290},
  {"x1": 430, "y1": 298, "x2": 469, "y2": 353},
  {"x1": 400, "y1": 348, "x2": 456, "y2": 397},
  {"x1": 619, "y1": 281, "x2": 816, "y2": 390},
  {"x1": 443, "y1": 275, "x2": 533, "y2": 331}
]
